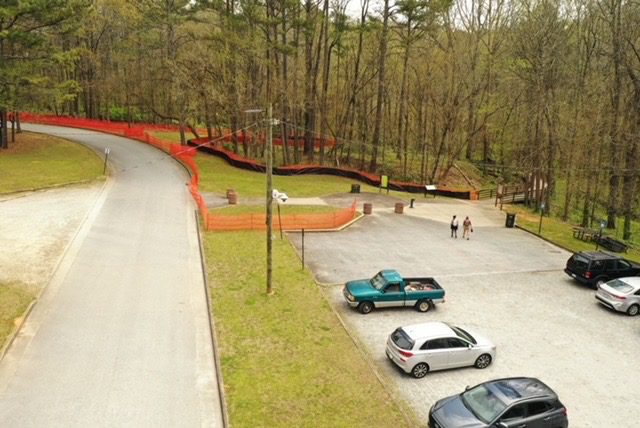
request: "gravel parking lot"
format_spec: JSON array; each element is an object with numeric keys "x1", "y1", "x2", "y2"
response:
[{"x1": 289, "y1": 197, "x2": 640, "y2": 427}]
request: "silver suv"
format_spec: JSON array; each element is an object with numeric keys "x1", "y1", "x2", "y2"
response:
[{"x1": 429, "y1": 377, "x2": 568, "y2": 428}]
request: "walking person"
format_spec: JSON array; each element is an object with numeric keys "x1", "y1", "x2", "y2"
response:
[
  {"x1": 463, "y1": 216, "x2": 473, "y2": 240},
  {"x1": 450, "y1": 215, "x2": 459, "y2": 238}
]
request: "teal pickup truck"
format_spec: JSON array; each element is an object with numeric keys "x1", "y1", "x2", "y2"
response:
[{"x1": 342, "y1": 269, "x2": 445, "y2": 314}]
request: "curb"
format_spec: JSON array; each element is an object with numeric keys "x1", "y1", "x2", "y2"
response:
[
  {"x1": 0, "y1": 300, "x2": 37, "y2": 362},
  {"x1": 317, "y1": 284, "x2": 419, "y2": 427},
  {"x1": 281, "y1": 238, "x2": 418, "y2": 425},
  {"x1": 194, "y1": 211, "x2": 229, "y2": 428},
  {"x1": 0, "y1": 177, "x2": 111, "y2": 363},
  {"x1": 514, "y1": 224, "x2": 575, "y2": 254},
  {"x1": 0, "y1": 178, "x2": 106, "y2": 201}
]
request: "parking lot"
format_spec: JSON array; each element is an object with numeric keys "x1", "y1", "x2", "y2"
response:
[{"x1": 289, "y1": 197, "x2": 639, "y2": 427}]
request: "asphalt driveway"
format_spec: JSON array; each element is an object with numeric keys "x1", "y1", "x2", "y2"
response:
[
  {"x1": 0, "y1": 125, "x2": 222, "y2": 427},
  {"x1": 289, "y1": 197, "x2": 639, "y2": 427}
]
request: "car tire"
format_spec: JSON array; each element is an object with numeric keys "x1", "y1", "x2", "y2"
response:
[
  {"x1": 626, "y1": 304, "x2": 639, "y2": 316},
  {"x1": 411, "y1": 362, "x2": 429, "y2": 378},
  {"x1": 358, "y1": 301, "x2": 374, "y2": 314},
  {"x1": 474, "y1": 354, "x2": 492, "y2": 369},
  {"x1": 415, "y1": 299, "x2": 432, "y2": 313},
  {"x1": 594, "y1": 277, "x2": 608, "y2": 289}
]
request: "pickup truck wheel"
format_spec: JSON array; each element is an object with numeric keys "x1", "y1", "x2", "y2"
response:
[
  {"x1": 358, "y1": 301, "x2": 374, "y2": 314},
  {"x1": 415, "y1": 300, "x2": 432, "y2": 313},
  {"x1": 474, "y1": 354, "x2": 492, "y2": 369},
  {"x1": 411, "y1": 363, "x2": 429, "y2": 378},
  {"x1": 626, "y1": 304, "x2": 639, "y2": 316}
]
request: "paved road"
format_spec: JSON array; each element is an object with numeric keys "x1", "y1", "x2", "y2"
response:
[
  {"x1": 290, "y1": 198, "x2": 640, "y2": 427},
  {"x1": 0, "y1": 125, "x2": 223, "y2": 427}
]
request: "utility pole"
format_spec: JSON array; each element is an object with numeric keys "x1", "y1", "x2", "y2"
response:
[{"x1": 266, "y1": 103, "x2": 273, "y2": 295}]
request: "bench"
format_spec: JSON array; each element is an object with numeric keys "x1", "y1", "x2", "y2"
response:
[{"x1": 572, "y1": 227, "x2": 598, "y2": 242}]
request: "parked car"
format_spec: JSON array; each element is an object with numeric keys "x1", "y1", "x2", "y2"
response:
[
  {"x1": 595, "y1": 276, "x2": 640, "y2": 316},
  {"x1": 342, "y1": 269, "x2": 444, "y2": 314},
  {"x1": 428, "y1": 377, "x2": 568, "y2": 428},
  {"x1": 564, "y1": 251, "x2": 640, "y2": 288},
  {"x1": 385, "y1": 321, "x2": 495, "y2": 378}
]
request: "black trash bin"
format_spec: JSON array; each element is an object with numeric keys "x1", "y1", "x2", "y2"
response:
[
  {"x1": 351, "y1": 184, "x2": 361, "y2": 194},
  {"x1": 505, "y1": 213, "x2": 516, "y2": 228}
]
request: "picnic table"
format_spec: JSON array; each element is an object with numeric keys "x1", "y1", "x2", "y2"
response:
[
  {"x1": 572, "y1": 227, "x2": 599, "y2": 242},
  {"x1": 572, "y1": 227, "x2": 629, "y2": 252}
]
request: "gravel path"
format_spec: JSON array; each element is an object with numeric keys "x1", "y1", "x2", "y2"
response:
[{"x1": 0, "y1": 183, "x2": 103, "y2": 288}]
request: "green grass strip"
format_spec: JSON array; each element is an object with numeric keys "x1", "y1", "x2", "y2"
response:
[
  {"x1": 0, "y1": 282, "x2": 35, "y2": 348},
  {"x1": 196, "y1": 155, "x2": 380, "y2": 197},
  {"x1": 505, "y1": 206, "x2": 640, "y2": 262},
  {"x1": 203, "y1": 230, "x2": 411, "y2": 428},
  {"x1": 0, "y1": 132, "x2": 103, "y2": 194},
  {"x1": 210, "y1": 205, "x2": 340, "y2": 216}
]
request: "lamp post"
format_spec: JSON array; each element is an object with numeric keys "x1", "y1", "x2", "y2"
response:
[
  {"x1": 595, "y1": 220, "x2": 606, "y2": 251},
  {"x1": 538, "y1": 202, "x2": 545, "y2": 235}
]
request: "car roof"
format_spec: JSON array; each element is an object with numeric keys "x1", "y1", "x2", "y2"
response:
[
  {"x1": 576, "y1": 251, "x2": 620, "y2": 261},
  {"x1": 400, "y1": 321, "x2": 454, "y2": 340},
  {"x1": 483, "y1": 377, "x2": 557, "y2": 404},
  {"x1": 379, "y1": 269, "x2": 403, "y2": 283}
]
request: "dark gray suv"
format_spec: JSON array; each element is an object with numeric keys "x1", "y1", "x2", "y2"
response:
[
  {"x1": 428, "y1": 377, "x2": 568, "y2": 428},
  {"x1": 565, "y1": 251, "x2": 640, "y2": 288}
]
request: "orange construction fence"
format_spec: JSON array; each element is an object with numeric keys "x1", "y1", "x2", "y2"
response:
[
  {"x1": 21, "y1": 113, "x2": 210, "y2": 225},
  {"x1": 207, "y1": 201, "x2": 357, "y2": 231},
  {"x1": 20, "y1": 113, "x2": 357, "y2": 231}
]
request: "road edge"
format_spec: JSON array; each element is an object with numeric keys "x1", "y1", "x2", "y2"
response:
[{"x1": 0, "y1": 178, "x2": 111, "y2": 364}]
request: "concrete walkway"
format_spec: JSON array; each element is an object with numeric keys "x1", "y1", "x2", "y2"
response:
[{"x1": 0, "y1": 125, "x2": 223, "y2": 427}]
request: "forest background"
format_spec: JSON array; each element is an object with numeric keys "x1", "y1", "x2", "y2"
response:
[{"x1": 1, "y1": 0, "x2": 639, "y2": 239}]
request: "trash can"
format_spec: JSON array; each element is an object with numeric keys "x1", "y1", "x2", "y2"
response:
[
  {"x1": 394, "y1": 202, "x2": 404, "y2": 214},
  {"x1": 505, "y1": 213, "x2": 516, "y2": 228},
  {"x1": 363, "y1": 203, "x2": 372, "y2": 214},
  {"x1": 351, "y1": 184, "x2": 361, "y2": 194}
]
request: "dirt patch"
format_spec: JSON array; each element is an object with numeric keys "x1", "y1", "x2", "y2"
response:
[
  {"x1": 0, "y1": 183, "x2": 103, "y2": 288},
  {"x1": 2, "y1": 132, "x2": 69, "y2": 155}
]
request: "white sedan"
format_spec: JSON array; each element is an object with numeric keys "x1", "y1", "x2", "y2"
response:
[
  {"x1": 596, "y1": 276, "x2": 640, "y2": 316},
  {"x1": 385, "y1": 321, "x2": 496, "y2": 378}
]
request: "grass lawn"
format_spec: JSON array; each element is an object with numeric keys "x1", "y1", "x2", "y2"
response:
[
  {"x1": 0, "y1": 282, "x2": 35, "y2": 349},
  {"x1": 203, "y1": 231, "x2": 412, "y2": 427},
  {"x1": 196, "y1": 155, "x2": 381, "y2": 197},
  {"x1": 506, "y1": 205, "x2": 640, "y2": 263},
  {"x1": 149, "y1": 131, "x2": 183, "y2": 142},
  {"x1": 0, "y1": 132, "x2": 104, "y2": 194}
]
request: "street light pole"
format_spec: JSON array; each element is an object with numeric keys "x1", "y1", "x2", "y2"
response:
[
  {"x1": 266, "y1": 103, "x2": 273, "y2": 295},
  {"x1": 538, "y1": 202, "x2": 545, "y2": 235}
]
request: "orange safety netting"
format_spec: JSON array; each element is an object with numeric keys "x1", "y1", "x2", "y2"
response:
[
  {"x1": 20, "y1": 113, "x2": 358, "y2": 231},
  {"x1": 207, "y1": 201, "x2": 357, "y2": 231},
  {"x1": 21, "y1": 113, "x2": 210, "y2": 226}
]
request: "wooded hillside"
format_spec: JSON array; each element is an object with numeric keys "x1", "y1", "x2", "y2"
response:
[{"x1": 1, "y1": 0, "x2": 639, "y2": 237}]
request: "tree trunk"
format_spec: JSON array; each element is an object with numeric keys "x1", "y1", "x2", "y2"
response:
[
  {"x1": 369, "y1": 0, "x2": 390, "y2": 172},
  {"x1": 0, "y1": 109, "x2": 8, "y2": 149},
  {"x1": 606, "y1": 0, "x2": 624, "y2": 229},
  {"x1": 303, "y1": 0, "x2": 319, "y2": 160}
]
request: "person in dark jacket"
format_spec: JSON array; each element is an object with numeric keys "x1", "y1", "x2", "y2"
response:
[{"x1": 450, "y1": 215, "x2": 458, "y2": 238}]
